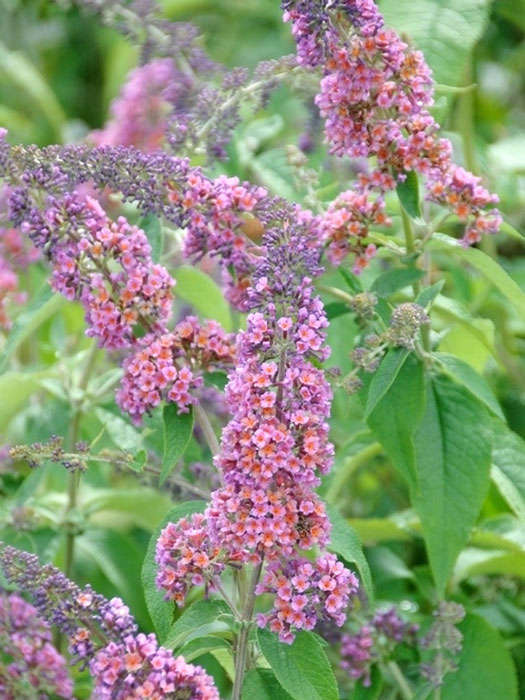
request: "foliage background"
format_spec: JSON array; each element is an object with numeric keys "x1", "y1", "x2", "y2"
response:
[{"x1": 1, "y1": 0, "x2": 525, "y2": 698}]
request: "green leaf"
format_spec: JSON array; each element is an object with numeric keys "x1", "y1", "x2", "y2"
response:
[
  {"x1": 129, "y1": 449, "x2": 147, "y2": 473},
  {"x1": 94, "y1": 408, "x2": 143, "y2": 453},
  {"x1": 141, "y1": 501, "x2": 207, "y2": 642},
  {"x1": 433, "y1": 352, "x2": 504, "y2": 420},
  {"x1": 429, "y1": 234, "x2": 525, "y2": 319},
  {"x1": 364, "y1": 348, "x2": 409, "y2": 419},
  {"x1": 85, "y1": 488, "x2": 171, "y2": 532},
  {"x1": 0, "y1": 41, "x2": 67, "y2": 136},
  {"x1": 326, "y1": 504, "x2": 374, "y2": 602},
  {"x1": 340, "y1": 268, "x2": 363, "y2": 293},
  {"x1": 0, "y1": 368, "x2": 58, "y2": 429},
  {"x1": 411, "y1": 375, "x2": 492, "y2": 595},
  {"x1": 325, "y1": 302, "x2": 351, "y2": 320},
  {"x1": 242, "y1": 669, "x2": 295, "y2": 700},
  {"x1": 411, "y1": 684, "x2": 434, "y2": 700},
  {"x1": 164, "y1": 598, "x2": 232, "y2": 650},
  {"x1": 396, "y1": 170, "x2": 422, "y2": 219},
  {"x1": 454, "y1": 548, "x2": 525, "y2": 581},
  {"x1": 178, "y1": 635, "x2": 232, "y2": 663},
  {"x1": 138, "y1": 213, "x2": 163, "y2": 263},
  {"x1": 370, "y1": 268, "x2": 424, "y2": 297},
  {"x1": 0, "y1": 285, "x2": 64, "y2": 372},
  {"x1": 416, "y1": 280, "x2": 445, "y2": 309},
  {"x1": 441, "y1": 615, "x2": 518, "y2": 700},
  {"x1": 500, "y1": 220, "x2": 525, "y2": 243},
  {"x1": 250, "y1": 149, "x2": 296, "y2": 201},
  {"x1": 257, "y1": 628, "x2": 339, "y2": 700},
  {"x1": 77, "y1": 528, "x2": 150, "y2": 629},
  {"x1": 173, "y1": 265, "x2": 232, "y2": 331},
  {"x1": 381, "y1": 0, "x2": 493, "y2": 87},
  {"x1": 160, "y1": 404, "x2": 194, "y2": 485},
  {"x1": 367, "y1": 355, "x2": 426, "y2": 487},
  {"x1": 491, "y1": 420, "x2": 525, "y2": 521}
]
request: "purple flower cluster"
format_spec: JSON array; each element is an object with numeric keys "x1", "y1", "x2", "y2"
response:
[
  {"x1": 117, "y1": 316, "x2": 236, "y2": 423},
  {"x1": 0, "y1": 546, "x2": 220, "y2": 700},
  {"x1": 0, "y1": 590, "x2": 73, "y2": 700},
  {"x1": 283, "y1": 0, "x2": 501, "y2": 253},
  {"x1": 340, "y1": 607, "x2": 418, "y2": 686},
  {"x1": 0, "y1": 187, "x2": 40, "y2": 329},
  {"x1": 181, "y1": 173, "x2": 267, "y2": 308},
  {"x1": 92, "y1": 58, "x2": 187, "y2": 152},
  {"x1": 206, "y1": 277, "x2": 335, "y2": 563},
  {"x1": 91, "y1": 632, "x2": 219, "y2": 700},
  {"x1": 155, "y1": 512, "x2": 224, "y2": 606},
  {"x1": 319, "y1": 188, "x2": 387, "y2": 270},
  {"x1": 256, "y1": 553, "x2": 358, "y2": 644},
  {"x1": 155, "y1": 206, "x2": 359, "y2": 641},
  {"x1": 1, "y1": 134, "x2": 270, "y2": 310},
  {"x1": 19, "y1": 192, "x2": 174, "y2": 349}
]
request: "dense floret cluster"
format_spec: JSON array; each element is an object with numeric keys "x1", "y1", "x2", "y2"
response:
[
  {"x1": 0, "y1": 546, "x2": 220, "y2": 700},
  {"x1": 0, "y1": 590, "x2": 73, "y2": 700},
  {"x1": 284, "y1": 0, "x2": 501, "y2": 259},
  {"x1": 117, "y1": 316, "x2": 236, "y2": 423}
]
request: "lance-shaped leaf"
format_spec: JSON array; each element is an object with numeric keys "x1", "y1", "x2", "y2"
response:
[{"x1": 411, "y1": 375, "x2": 492, "y2": 595}]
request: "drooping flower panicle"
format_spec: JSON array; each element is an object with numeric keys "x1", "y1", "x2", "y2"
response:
[{"x1": 283, "y1": 0, "x2": 501, "y2": 260}]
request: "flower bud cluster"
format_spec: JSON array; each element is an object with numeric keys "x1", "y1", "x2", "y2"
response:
[
  {"x1": 0, "y1": 590, "x2": 74, "y2": 700},
  {"x1": 10, "y1": 435, "x2": 90, "y2": 472},
  {"x1": 420, "y1": 601, "x2": 465, "y2": 686},
  {"x1": 117, "y1": 316, "x2": 236, "y2": 423},
  {"x1": 20, "y1": 192, "x2": 174, "y2": 349},
  {"x1": 0, "y1": 546, "x2": 220, "y2": 700},
  {"x1": 387, "y1": 302, "x2": 429, "y2": 350},
  {"x1": 283, "y1": 0, "x2": 501, "y2": 257}
]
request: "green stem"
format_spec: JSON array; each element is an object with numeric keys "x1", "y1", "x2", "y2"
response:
[
  {"x1": 232, "y1": 559, "x2": 264, "y2": 700},
  {"x1": 193, "y1": 400, "x2": 221, "y2": 458},
  {"x1": 387, "y1": 661, "x2": 413, "y2": 700},
  {"x1": 63, "y1": 341, "x2": 99, "y2": 579},
  {"x1": 434, "y1": 687, "x2": 442, "y2": 700},
  {"x1": 401, "y1": 206, "x2": 431, "y2": 352}
]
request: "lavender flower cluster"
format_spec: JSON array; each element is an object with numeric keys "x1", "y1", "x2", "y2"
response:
[
  {"x1": 284, "y1": 0, "x2": 501, "y2": 263},
  {"x1": 0, "y1": 546, "x2": 220, "y2": 700},
  {"x1": 0, "y1": 589, "x2": 74, "y2": 700},
  {"x1": 155, "y1": 205, "x2": 359, "y2": 643}
]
